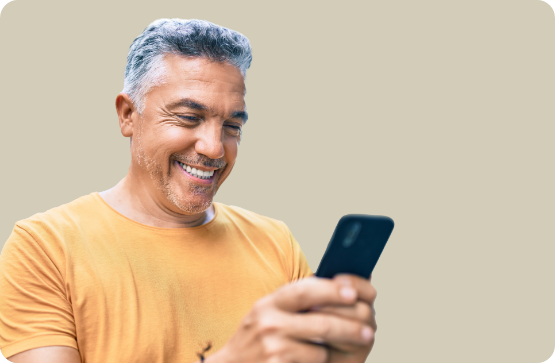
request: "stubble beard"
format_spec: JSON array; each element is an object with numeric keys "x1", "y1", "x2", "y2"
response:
[
  {"x1": 135, "y1": 132, "x2": 216, "y2": 215},
  {"x1": 152, "y1": 161, "x2": 215, "y2": 215}
]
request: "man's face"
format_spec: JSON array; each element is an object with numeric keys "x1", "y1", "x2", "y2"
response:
[{"x1": 130, "y1": 55, "x2": 246, "y2": 215}]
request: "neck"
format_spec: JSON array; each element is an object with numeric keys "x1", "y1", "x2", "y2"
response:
[{"x1": 99, "y1": 175, "x2": 215, "y2": 229}]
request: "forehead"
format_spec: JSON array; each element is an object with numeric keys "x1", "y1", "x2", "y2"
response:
[{"x1": 154, "y1": 54, "x2": 246, "y2": 109}]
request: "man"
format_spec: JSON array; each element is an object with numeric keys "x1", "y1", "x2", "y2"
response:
[{"x1": 0, "y1": 19, "x2": 377, "y2": 363}]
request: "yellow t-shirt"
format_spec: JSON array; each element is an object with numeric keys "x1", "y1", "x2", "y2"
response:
[{"x1": 0, "y1": 193, "x2": 312, "y2": 362}]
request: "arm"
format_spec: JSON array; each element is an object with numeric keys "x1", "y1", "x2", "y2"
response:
[
  {"x1": 7, "y1": 276, "x2": 376, "y2": 363},
  {"x1": 0, "y1": 226, "x2": 78, "y2": 361},
  {"x1": 7, "y1": 347, "x2": 80, "y2": 363}
]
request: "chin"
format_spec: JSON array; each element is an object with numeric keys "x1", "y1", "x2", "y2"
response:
[{"x1": 165, "y1": 187, "x2": 214, "y2": 215}]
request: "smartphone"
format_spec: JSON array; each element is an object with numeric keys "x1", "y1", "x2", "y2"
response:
[{"x1": 315, "y1": 214, "x2": 394, "y2": 279}]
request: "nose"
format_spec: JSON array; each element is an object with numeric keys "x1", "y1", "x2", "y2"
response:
[{"x1": 194, "y1": 122, "x2": 225, "y2": 160}]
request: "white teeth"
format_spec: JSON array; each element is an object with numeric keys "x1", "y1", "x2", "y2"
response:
[{"x1": 179, "y1": 162, "x2": 215, "y2": 179}]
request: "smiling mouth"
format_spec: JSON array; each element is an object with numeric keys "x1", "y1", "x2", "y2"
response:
[{"x1": 176, "y1": 161, "x2": 217, "y2": 180}]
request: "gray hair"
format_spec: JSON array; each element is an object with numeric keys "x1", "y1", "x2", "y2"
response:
[{"x1": 122, "y1": 19, "x2": 252, "y2": 113}]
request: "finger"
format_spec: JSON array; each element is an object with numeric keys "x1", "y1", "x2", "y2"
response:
[
  {"x1": 285, "y1": 311, "x2": 374, "y2": 347},
  {"x1": 328, "y1": 339, "x2": 375, "y2": 360},
  {"x1": 333, "y1": 274, "x2": 377, "y2": 305},
  {"x1": 272, "y1": 278, "x2": 358, "y2": 312},
  {"x1": 312, "y1": 302, "x2": 377, "y2": 333},
  {"x1": 311, "y1": 301, "x2": 373, "y2": 323},
  {"x1": 283, "y1": 338, "x2": 328, "y2": 363}
]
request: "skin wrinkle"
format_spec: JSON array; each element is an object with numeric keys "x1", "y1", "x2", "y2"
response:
[
  {"x1": 100, "y1": 56, "x2": 246, "y2": 228},
  {"x1": 134, "y1": 124, "x2": 229, "y2": 215},
  {"x1": 124, "y1": 56, "x2": 245, "y2": 219}
]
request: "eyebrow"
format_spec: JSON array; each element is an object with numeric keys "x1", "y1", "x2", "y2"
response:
[
  {"x1": 231, "y1": 110, "x2": 248, "y2": 123},
  {"x1": 169, "y1": 98, "x2": 248, "y2": 124}
]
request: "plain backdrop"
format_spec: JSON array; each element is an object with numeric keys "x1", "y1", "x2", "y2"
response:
[{"x1": 1, "y1": 0, "x2": 554, "y2": 362}]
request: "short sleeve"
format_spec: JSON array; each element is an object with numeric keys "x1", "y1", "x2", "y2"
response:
[
  {"x1": 284, "y1": 225, "x2": 313, "y2": 281},
  {"x1": 0, "y1": 224, "x2": 77, "y2": 359}
]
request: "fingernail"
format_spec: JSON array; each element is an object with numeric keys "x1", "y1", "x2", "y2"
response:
[
  {"x1": 362, "y1": 327, "x2": 372, "y2": 342},
  {"x1": 340, "y1": 287, "x2": 356, "y2": 300}
]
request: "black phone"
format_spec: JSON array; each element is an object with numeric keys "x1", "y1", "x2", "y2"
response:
[{"x1": 315, "y1": 214, "x2": 394, "y2": 279}]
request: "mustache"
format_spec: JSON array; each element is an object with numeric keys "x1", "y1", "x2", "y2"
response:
[{"x1": 173, "y1": 154, "x2": 227, "y2": 169}]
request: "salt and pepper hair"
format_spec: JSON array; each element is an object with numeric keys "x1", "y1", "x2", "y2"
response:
[{"x1": 122, "y1": 19, "x2": 252, "y2": 113}]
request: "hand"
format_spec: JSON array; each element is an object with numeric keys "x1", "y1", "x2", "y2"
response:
[
  {"x1": 310, "y1": 275, "x2": 377, "y2": 363},
  {"x1": 207, "y1": 277, "x2": 375, "y2": 363}
]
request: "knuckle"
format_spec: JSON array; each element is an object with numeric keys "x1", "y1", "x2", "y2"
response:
[
  {"x1": 256, "y1": 313, "x2": 281, "y2": 335},
  {"x1": 290, "y1": 283, "x2": 311, "y2": 302},
  {"x1": 248, "y1": 301, "x2": 266, "y2": 324},
  {"x1": 261, "y1": 338, "x2": 285, "y2": 360},
  {"x1": 253, "y1": 296, "x2": 269, "y2": 313}
]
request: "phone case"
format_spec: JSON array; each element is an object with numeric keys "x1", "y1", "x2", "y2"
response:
[{"x1": 315, "y1": 214, "x2": 394, "y2": 279}]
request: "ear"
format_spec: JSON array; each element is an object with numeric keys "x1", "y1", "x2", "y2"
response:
[{"x1": 115, "y1": 93, "x2": 138, "y2": 138}]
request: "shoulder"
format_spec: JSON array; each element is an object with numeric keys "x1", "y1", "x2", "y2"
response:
[
  {"x1": 215, "y1": 203, "x2": 291, "y2": 236},
  {"x1": 214, "y1": 203, "x2": 312, "y2": 280},
  {"x1": 14, "y1": 193, "x2": 102, "y2": 244},
  {"x1": 2, "y1": 193, "x2": 101, "y2": 277}
]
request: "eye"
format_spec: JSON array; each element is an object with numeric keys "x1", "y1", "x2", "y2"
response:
[
  {"x1": 178, "y1": 115, "x2": 201, "y2": 122},
  {"x1": 224, "y1": 124, "x2": 242, "y2": 137}
]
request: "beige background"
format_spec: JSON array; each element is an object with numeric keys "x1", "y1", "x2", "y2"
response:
[{"x1": 1, "y1": 0, "x2": 554, "y2": 362}]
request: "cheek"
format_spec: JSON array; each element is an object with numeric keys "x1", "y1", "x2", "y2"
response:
[
  {"x1": 217, "y1": 139, "x2": 239, "y2": 184},
  {"x1": 224, "y1": 138, "x2": 239, "y2": 165},
  {"x1": 147, "y1": 127, "x2": 196, "y2": 155}
]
